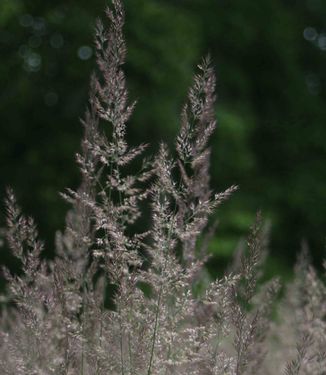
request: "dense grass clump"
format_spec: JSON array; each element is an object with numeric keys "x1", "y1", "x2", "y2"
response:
[{"x1": 1, "y1": 1, "x2": 325, "y2": 374}]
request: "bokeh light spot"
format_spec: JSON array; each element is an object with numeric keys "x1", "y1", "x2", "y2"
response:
[
  {"x1": 24, "y1": 52, "x2": 42, "y2": 72},
  {"x1": 303, "y1": 27, "x2": 318, "y2": 41},
  {"x1": 77, "y1": 45, "x2": 93, "y2": 60},
  {"x1": 18, "y1": 44, "x2": 29, "y2": 58},
  {"x1": 317, "y1": 33, "x2": 326, "y2": 51},
  {"x1": 44, "y1": 91, "x2": 58, "y2": 107},
  {"x1": 33, "y1": 18, "x2": 46, "y2": 33},
  {"x1": 50, "y1": 33, "x2": 64, "y2": 49}
]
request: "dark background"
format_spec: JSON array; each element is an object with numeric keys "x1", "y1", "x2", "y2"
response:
[{"x1": 0, "y1": 0, "x2": 325, "y2": 282}]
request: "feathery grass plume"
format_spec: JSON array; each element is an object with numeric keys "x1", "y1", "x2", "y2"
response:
[
  {"x1": 267, "y1": 247, "x2": 326, "y2": 375},
  {"x1": 284, "y1": 333, "x2": 313, "y2": 375},
  {"x1": 175, "y1": 55, "x2": 237, "y2": 264},
  {"x1": 1, "y1": 1, "x2": 326, "y2": 374}
]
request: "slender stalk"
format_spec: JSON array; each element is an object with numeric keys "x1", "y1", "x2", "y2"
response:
[
  {"x1": 147, "y1": 277, "x2": 164, "y2": 375},
  {"x1": 96, "y1": 278, "x2": 105, "y2": 374},
  {"x1": 119, "y1": 306, "x2": 125, "y2": 375},
  {"x1": 128, "y1": 330, "x2": 132, "y2": 375},
  {"x1": 147, "y1": 213, "x2": 174, "y2": 375},
  {"x1": 81, "y1": 281, "x2": 86, "y2": 375}
]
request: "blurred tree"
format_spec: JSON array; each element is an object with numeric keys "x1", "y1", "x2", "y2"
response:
[{"x1": 0, "y1": 0, "x2": 325, "y2": 280}]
